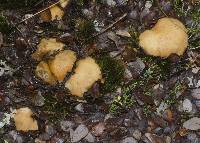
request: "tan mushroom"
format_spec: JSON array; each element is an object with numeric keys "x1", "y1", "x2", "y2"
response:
[
  {"x1": 40, "y1": 1, "x2": 69, "y2": 22},
  {"x1": 65, "y1": 57, "x2": 102, "y2": 97},
  {"x1": 49, "y1": 50, "x2": 77, "y2": 81},
  {"x1": 14, "y1": 107, "x2": 38, "y2": 132},
  {"x1": 32, "y1": 38, "x2": 64, "y2": 61},
  {"x1": 50, "y1": 5, "x2": 64, "y2": 21},
  {"x1": 35, "y1": 61, "x2": 57, "y2": 85},
  {"x1": 59, "y1": 0, "x2": 70, "y2": 8},
  {"x1": 139, "y1": 17, "x2": 188, "y2": 58}
]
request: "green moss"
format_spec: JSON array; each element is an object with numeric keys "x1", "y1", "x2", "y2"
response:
[
  {"x1": 0, "y1": 15, "x2": 12, "y2": 34},
  {"x1": 43, "y1": 95, "x2": 69, "y2": 123},
  {"x1": 75, "y1": 18, "x2": 95, "y2": 44},
  {"x1": 97, "y1": 56, "x2": 125, "y2": 93}
]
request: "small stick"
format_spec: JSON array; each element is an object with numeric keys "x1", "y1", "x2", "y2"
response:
[
  {"x1": 92, "y1": 13, "x2": 127, "y2": 39},
  {"x1": 16, "y1": 1, "x2": 60, "y2": 26}
]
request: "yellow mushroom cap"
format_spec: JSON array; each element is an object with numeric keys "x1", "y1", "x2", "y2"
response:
[
  {"x1": 59, "y1": 0, "x2": 70, "y2": 8},
  {"x1": 139, "y1": 17, "x2": 188, "y2": 58},
  {"x1": 35, "y1": 61, "x2": 57, "y2": 85},
  {"x1": 32, "y1": 38, "x2": 65, "y2": 61},
  {"x1": 14, "y1": 107, "x2": 38, "y2": 132},
  {"x1": 49, "y1": 50, "x2": 77, "y2": 81},
  {"x1": 65, "y1": 57, "x2": 102, "y2": 97},
  {"x1": 50, "y1": 5, "x2": 64, "y2": 21}
]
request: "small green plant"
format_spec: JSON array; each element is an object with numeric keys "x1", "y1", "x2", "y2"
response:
[
  {"x1": 188, "y1": 3, "x2": 200, "y2": 50},
  {"x1": 191, "y1": 2, "x2": 200, "y2": 23},
  {"x1": 109, "y1": 94, "x2": 135, "y2": 114},
  {"x1": 142, "y1": 58, "x2": 170, "y2": 81},
  {"x1": 97, "y1": 56, "x2": 125, "y2": 93},
  {"x1": 165, "y1": 83, "x2": 185, "y2": 105},
  {"x1": 173, "y1": 0, "x2": 186, "y2": 16},
  {"x1": 172, "y1": 1, "x2": 200, "y2": 50},
  {"x1": 143, "y1": 104, "x2": 152, "y2": 117}
]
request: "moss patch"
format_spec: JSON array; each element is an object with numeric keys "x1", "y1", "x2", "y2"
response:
[
  {"x1": 43, "y1": 94, "x2": 69, "y2": 123},
  {"x1": 0, "y1": 15, "x2": 12, "y2": 34},
  {"x1": 75, "y1": 18, "x2": 95, "y2": 44},
  {"x1": 97, "y1": 56, "x2": 125, "y2": 93}
]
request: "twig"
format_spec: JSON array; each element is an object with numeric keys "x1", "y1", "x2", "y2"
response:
[
  {"x1": 91, "y1": 13, "x2": 128, "y2": 39},
  {"x1": 16, "y1": 1, "x2": 60, "y2": 26}
]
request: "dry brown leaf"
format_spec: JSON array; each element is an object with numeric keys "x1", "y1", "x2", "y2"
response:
[
  {"x1": 32, "y1": 38, "x2": 64, "y2": 61},
  {"x1": 49, "y1": 50, "x2": 77, "y2": 81},
  {"x1": 139, "y1": 17, "x2": 188, "y2": 58},
  {"x1": 65, "y1": 57, "x2": 102, "y2": 97},
  {"x1": 35, "y1": 61, "x2": 57, "y2": 85},
  {"x1": 14, "y1": 107, "x2": 38, "y2": 132}
]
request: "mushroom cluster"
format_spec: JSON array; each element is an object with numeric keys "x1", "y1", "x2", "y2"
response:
[
  {"x1": 40, "y1": 0, "x2": 70, "y2": 22},
  {"x1": 33, "y1": 38, "x2": 102, "y2": 97},
  {"x1": 139, "y1": 17, "x2": 188, "y2": 58}
]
